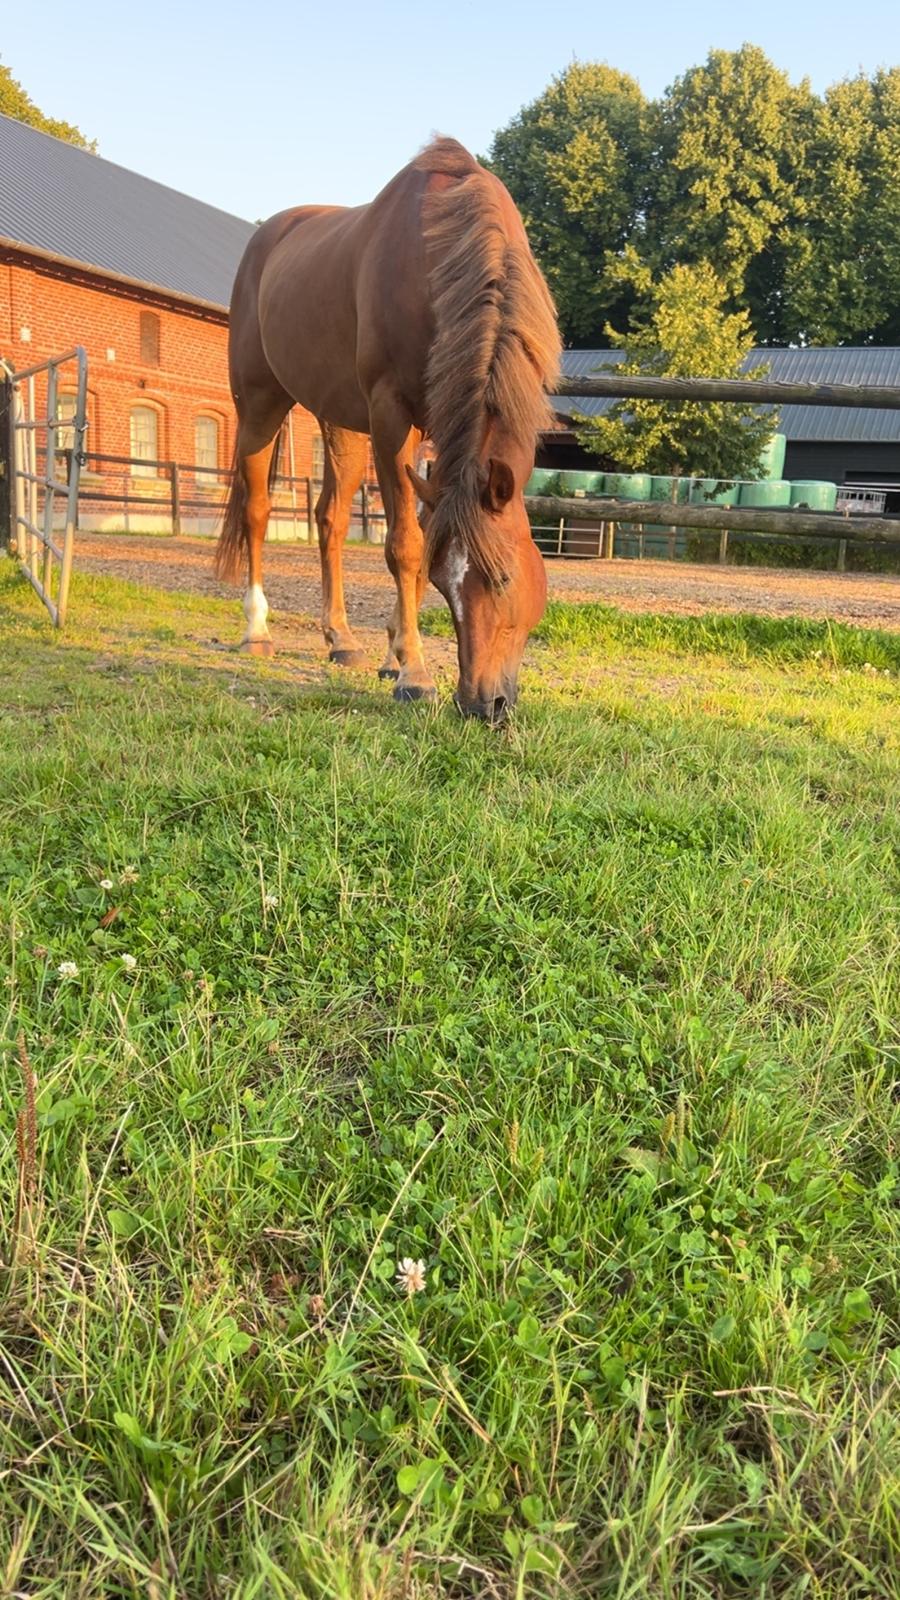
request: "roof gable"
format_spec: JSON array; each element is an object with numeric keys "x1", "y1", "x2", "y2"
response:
[{"x1": 0, "y1": 112, "x2": 255, "y2": 309}]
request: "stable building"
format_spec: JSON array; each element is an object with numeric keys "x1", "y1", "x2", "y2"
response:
[
  {"x1": 0, "y1": 112, "x2": 322, "y2": 530},
  {"x1": 546, "y1": 347, "x2": 900, "y2": 511}
]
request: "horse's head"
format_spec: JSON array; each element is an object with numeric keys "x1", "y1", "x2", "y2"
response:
[{"x1": 408, "y1": 456, "x2": 547, "y2": 725}]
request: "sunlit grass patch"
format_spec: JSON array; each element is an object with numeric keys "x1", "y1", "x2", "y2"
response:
[{"x1": 1, "y1": 561, "x2": 898, "y2": 1597}]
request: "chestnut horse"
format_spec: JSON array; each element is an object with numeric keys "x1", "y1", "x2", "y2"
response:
[{"x1": 216, "y1": 139, "x2": 560, "y2": 720}]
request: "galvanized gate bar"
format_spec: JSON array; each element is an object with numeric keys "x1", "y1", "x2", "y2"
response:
[
  {"x1": 9, "y1": 346, "x2": 87, "y2": 626},
  {"x1": 552, "y1": 375, "x2": 900, "y2": 410}
]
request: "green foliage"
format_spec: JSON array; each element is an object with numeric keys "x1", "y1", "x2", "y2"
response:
[
  {"x1": 576, "y1": 259, "x2": 776, "y2": 478},
  {"x1": 1, "y1": 564, "x2": 899, "y2": 1596},
  {"x1": 488, "y1": 46, "x2": 899, "y2": 349},
  {"x1": 783, "y1": 69, "x2": 900, "y2": 344},
  {"x1": 649, "y1": 46, "x2": 814, "y2": 342},
  {"x1": 0, "y1": 57, "x2": 95, "y2": 149},
  {"x1": 486, "y1": 62, "x2": 651, "y2": 343}
]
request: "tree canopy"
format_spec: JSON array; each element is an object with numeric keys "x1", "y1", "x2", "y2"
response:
[
  {"x1": 576, "y1": 260, "x2": 776, "y2": 480},
  {"x1": 486, "y1": 63, "x2": 650, "y2": 344},
  {"x1": 1, "y1": 59, "x2": 94, "y2": 150},
  {"x1": 486, "y1": 49, "x2": 899, "y2": 349}
]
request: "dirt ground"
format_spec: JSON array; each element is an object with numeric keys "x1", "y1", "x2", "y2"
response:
[{"x1": 75, "y1": 534, "x2": 900, "y2": 649}]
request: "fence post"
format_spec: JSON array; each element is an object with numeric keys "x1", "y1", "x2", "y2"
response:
[
  {"x1": 361, "y1": 482, "x2": 369, "y2": 542},
  {"x1": 306, "y1": 476, "x2": 314, "y2": 542},
  {"x1": 837, "y1": 538, "x2": 847, "y2": 573},
  {"x1": 169, "y1": 462, "x2": 182, "y2": 535},
  {"x1": 719, "y1": 529, "x2": 729, "y2": 564},
  {"x1": 0, "y1": 373, "x2": 10, "y2": 550}
]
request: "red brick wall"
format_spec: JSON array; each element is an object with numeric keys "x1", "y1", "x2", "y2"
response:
[{"x1": 0, "y1": 248, "x2": 320, "y2": 477}]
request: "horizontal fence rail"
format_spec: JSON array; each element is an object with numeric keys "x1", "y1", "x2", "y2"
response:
[
  {"x1": 552, "y1": 374, "x2": 900, "y2": 410},
  {"x1": 38, "y1": 449, "x2": 388, "y2": 542},
  {"x1": 524, "y1": 494, "x2": 900, "y2": 544}
]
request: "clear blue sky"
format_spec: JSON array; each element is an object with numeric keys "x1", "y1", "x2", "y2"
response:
[{"x1": 3, "y1": 0, "x2": 897, "y2": 220}]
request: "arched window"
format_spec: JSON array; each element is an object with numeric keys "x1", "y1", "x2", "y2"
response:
[
  {"x1": 130, "y1": 405, "x2": 159, "y2": 475},
  {"x1": 194, "y1": 415, "x2": 219, "y2": 477}
]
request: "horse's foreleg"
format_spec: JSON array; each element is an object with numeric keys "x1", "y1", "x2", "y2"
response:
[
  {"x1": 370, "y1": 397, "x2": 434, "y2": 703},
  {"x1": 317, "y1": 424, "x2": 369, "y2": 667}
]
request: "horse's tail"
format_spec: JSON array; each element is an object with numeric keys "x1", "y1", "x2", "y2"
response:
[{"x1": 214, "y1": 431, "x2": 282, "y2": 583}]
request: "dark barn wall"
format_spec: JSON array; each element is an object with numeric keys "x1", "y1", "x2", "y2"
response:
[{"x1": 784, "y1": 440, "x2": 900, "y2": 488}]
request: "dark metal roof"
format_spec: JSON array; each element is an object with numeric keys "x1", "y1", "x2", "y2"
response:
[
  {"x1": 556, "y1": 346, "x2": 900, "y2": 443},
  {"x1": 0, "y1": 112, "x2": 255, "y2": 310}
]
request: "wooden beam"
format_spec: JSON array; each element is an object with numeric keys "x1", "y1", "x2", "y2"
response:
[
  {"x1": 552, "y1": 375, "x2": 900, "y2": 411},
  {"x1": 525, "y1": 495, "x2": 900, "y2": 543}
]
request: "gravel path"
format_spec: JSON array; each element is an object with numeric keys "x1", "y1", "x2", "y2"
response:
[{"x1": 76, "y1": 533, "x2": 900, "y2": 636}]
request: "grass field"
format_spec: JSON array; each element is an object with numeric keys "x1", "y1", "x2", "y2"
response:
[{"x1": 1, "y1": 560, "x2": 899, "y2": 1599}]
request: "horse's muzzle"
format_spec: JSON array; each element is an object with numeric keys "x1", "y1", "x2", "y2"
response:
[{"x1": 454, "y1": 687, "x2": 516, "y2": 725}]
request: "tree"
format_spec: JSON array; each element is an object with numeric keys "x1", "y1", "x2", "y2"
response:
[
  {"x1": 648, "y1": 46, "x2": 813, "y2": 344},
  {"x1": 485, "y1": 62, "x2": 650, "y2": 345},
  {"x1": 0, "y1": 59, "x2": 94, "y2": 149},
  {"x1": 782, "y1": 69, "x2": 900, "y2": 344},
  {"x1": 576, "y1": 259, "x2": 776, "y2": 480}
]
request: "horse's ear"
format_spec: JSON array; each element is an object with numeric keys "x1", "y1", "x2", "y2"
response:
[
  {"x1": 483, "y1": 458, "x2": 516, "y2": 513},
  {"x1": 406, "y1": 464, "x2": 437, "y2": 508}
]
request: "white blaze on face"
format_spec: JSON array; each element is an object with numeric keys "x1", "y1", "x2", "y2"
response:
[
  {"x1": 445, "y1": 543, "x2": 469, "y2": 623},
  {"x1": 242, "y1": 584, "x2": 270, "y2": 640}
]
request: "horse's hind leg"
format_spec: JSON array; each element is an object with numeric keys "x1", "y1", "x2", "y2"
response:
[
  {"x1": 239, "y1": 423, "x2": 285, "y2": 656},
  {"x1": 317, "y1": 423, "x2": 369, "y2": 667},
  {"x1": 217, "y1": 382, "x2": 292, "y2": 654}
]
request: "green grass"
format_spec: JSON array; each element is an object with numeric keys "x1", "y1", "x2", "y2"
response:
[
  {"x1": 424, "y1": 598, "x2": 900, "y2": 673},
  {"x1": 1, "y1": 560, "x2": 899, "y2": 1599}
]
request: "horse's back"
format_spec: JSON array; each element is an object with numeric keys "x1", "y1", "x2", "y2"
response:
[{"x1": 246, "y1": 204, "x2": 377, "y2": 430}]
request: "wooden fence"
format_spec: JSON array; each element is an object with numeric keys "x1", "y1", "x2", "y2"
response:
[{"x1": 531, "y1": 372, "x2": 900, "y2": 566}]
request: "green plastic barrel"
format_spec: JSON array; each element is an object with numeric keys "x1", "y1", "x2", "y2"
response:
[
  {"x1": 690, "y1": 478, "x2": 740, "y2": 506},
  {"x1": 739, "y1": 480, "x2": 791, "y2": 508},
  {"x1": 789, "y1": 480, "x2": 837, "y2": 511},
  {"x1": 758, "y1": 433, "x2": 787, "y2": 480},
  {"x1": 650, "y1": 475, "x2": 690, "y2": 504},
  {"x1": 525, "y1": 468, "x2": 559, "y2": 496},
  {"x1": 559, "y1": 469, "x2": 606, "y2": 498},
  {"x1": 606, "y1": 472, "x2": 652, "y2": 500}
]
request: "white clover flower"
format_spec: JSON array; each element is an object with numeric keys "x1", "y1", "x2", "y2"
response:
[
  {"x1": 120, "y1": 954, "x2": 137, "y2": 971},
  {"x1": 396, "y1": 1257, "x2": 427, "y2": 1296},
  {"x1": 263, "y1": 892, "x2": 279, "y2": 911},
  {"x1": 57, "y1": 961, "x2": 79, "y2": 979},
  {"x1": 99, "y1": 878, "x2": 114, "y2": 891}
]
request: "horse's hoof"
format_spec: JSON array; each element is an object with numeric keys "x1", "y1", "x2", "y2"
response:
[
  {"x1": 378, "y1": 666, "x2": 400, "y2": 681},
  {"x1": 328, "y1": 648, "x2": 368, "y2": 669},
  {"x1": 240, "y1": 638, "x2": 275, "y2": 657},
  {"x1": 393, "y1": 682, "x2": 438, "y2": 704}
]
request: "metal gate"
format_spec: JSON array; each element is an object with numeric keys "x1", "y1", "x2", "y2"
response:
[{"x1": 3, "y1": 347, "x2": 88, "y2": 625}]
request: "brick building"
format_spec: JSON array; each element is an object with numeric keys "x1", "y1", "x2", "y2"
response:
[{"x1": 0, "y1": 112, "x2": 324, "y2": 530}]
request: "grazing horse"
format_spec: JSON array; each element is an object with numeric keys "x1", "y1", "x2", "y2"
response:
[{"x1": 216, "y1": 138, "x2": 560, "y2": 721}]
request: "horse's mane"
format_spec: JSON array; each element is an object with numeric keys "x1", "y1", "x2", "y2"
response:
[{"x1": 415, "y1": 139, "x2": 561, "y2": 584}]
